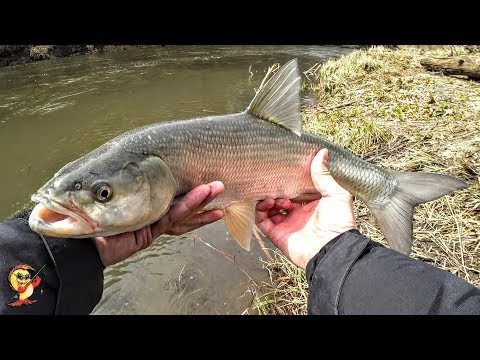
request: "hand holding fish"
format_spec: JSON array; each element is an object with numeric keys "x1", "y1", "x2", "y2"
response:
[
  {"x1": 256, "y1": 149, "x2": 356, "y2": 269},
  {"x1": 92, "y1": 181, "x2": 225, "y2": 266}
]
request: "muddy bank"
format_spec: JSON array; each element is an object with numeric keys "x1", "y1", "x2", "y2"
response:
[{"x1": 0, "y1": 45, "x2": 148, "y2": 68}]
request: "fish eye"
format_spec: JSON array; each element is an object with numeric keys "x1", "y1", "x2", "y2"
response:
[
  {"x1": 74, "y1": 182, "x2": 82, "y2": 190},
  {"x1": 93, "y1": 182, "x2": 113, "y2": 202}
]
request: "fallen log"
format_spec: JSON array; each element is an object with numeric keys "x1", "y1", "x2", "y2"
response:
[{"x1": 420, "y1": 57, "x2": 480, "y2": 80}]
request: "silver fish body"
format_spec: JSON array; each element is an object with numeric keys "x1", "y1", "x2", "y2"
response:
[
  {"x1": 106, "y1": 113, "x2": 391, "y2": 209},
  {"x1": 29, "y1": 59, "x2": 468, "y2": 254}
]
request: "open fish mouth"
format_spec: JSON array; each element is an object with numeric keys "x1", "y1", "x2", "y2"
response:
[{"x1": 29, "y1": 193, "x2": 97, "y2": 237}]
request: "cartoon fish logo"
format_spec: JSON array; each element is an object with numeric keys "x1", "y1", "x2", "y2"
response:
[{"x1": 7, "y1": 265, "x2": 42, "y2": 306}]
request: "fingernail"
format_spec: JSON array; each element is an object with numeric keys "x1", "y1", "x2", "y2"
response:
[{"x1": 208, "y1": 181, "x2": 224, "y2": 191}]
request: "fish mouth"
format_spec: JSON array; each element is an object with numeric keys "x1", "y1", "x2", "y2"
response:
[{"x1": 29, "y1": 193, "x2": 98, "y2": 237}]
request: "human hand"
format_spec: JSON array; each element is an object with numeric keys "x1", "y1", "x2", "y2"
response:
[
  {"x1": 255, "y1": 149, "x2": 356, "y2": 269},
  {"x1": 93, "y1": 181, "x2": 225, "y2": 266}
]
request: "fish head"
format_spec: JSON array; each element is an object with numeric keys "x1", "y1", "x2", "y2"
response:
[{"x1": 29, "y1": 153, "x2": 177, "y2": 238}]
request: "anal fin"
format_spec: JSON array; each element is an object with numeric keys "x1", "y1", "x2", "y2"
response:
[{"x1": 224, "y1": 202, "x2": 256, "y2": 251}]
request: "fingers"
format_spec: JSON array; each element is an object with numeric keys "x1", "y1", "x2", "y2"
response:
[
  {"x1": 311, "y1": 148, "x2": 330, "y2": 177},
  {"x1": 93, "y1": 227, "x2": 156, "y2": 267},
  {"x1": 270, "y1": 201, "x2": 317, "y2": 224},
  {"x1": 311, "y1": 148, "x2": 351, "y2": 199},
  {"x1": 255, "y1": 198, "x2": 275, "y2": 236},
  {"x1": 256, "y1": 198, "x2": 300, "y2": 224},
  {"x1": 195, "y1": 181, "x2": 225, "y2": 211},
  {"x1": 166, "y1": 209, "x2": 224, "y2": 235},
  {"x1": 167, "y1": 184, "x2": 214, "y2": 221},
  {"x1": 172, "y1": 181, "x2": 224, "y2": 220},
  {"x1": 256, "y1": 198, "x2": 275, "y2": 212},
  {"x1": 274, "y1": 198, "x2": 291, "y2": 209},
  {"x1": 255, "y1": 198, "x2": 294, "y2": 236},
  {"x1": 133, "y1": 226, "x2": 154, "y2": 250},
  {"x1": 256, "y1": 198, "x2": 291, "y2": 213},
  {"x1": 255, "y1": 217, "x2": 275, "y2": 238},
  {"x1": 152, "y1": 181, "x2": 225, "y2": 237}
]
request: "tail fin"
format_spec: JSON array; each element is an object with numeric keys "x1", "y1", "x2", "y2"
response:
[{"x1": 368, "y1": 172, "x2": 468, "y2": 255}]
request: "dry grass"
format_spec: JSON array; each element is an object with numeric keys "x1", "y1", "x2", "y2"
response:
[
  {"x1": 257, "y1": 45, "x2": 480, "y2": 315},
  {"x1": 253, "y1": 251, "x2": 308, "y2": 315}
]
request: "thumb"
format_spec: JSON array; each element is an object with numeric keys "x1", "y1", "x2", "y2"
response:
[{"x1": 311, "y1": 148, "x2": 350, "y2": 198}]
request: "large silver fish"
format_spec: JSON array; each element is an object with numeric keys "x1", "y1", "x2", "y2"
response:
[{"x1": 29, "y1": 59, "x2": 467, "y2": 255}]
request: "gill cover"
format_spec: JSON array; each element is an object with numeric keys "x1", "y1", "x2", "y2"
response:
[
  {"x1": 95, "y1": 154, "x2": 177, "y2": 236},
  {"x1": 133, "y1": 155, "x2": 177, "y2": 227}
]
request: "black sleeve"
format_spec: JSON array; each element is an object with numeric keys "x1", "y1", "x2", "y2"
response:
[
  {"x1": 0, "y1": 210, "x2": 105, "y2": 315},
  {"x1": 306, "y1": 229, "x2": 480, "y2": 315}
]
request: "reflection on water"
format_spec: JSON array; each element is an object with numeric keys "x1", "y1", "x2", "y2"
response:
[{"x1": 0, "y1": 45, "x2": 352, "y2": 314}]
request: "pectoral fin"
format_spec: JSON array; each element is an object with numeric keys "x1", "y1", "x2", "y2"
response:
[{"x1": 224, "y1": 202, "x2": 256, "y2": 251}]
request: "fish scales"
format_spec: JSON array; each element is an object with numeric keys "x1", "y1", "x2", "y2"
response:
[{"x1": 115, "y1": 113, "x2": 394, "y2": 210}]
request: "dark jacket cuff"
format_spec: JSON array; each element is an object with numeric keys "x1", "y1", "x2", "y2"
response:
[
  {"x1": 42, "y1": 233, "x2": 105, "y2": 314},
  {"x1": 306, "y1": 229, "x2": 370, "y2": 315}
]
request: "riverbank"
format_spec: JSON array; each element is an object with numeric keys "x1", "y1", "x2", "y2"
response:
[
  {"x1": 0, "y1": 45, "x2": 359, "y2": 69},
  {"x1": 256, "y1": 45, "x2": 480, "y2": 315},
  {"x1": 0, "y1": 45, "x2": 149, "y2": 68}
]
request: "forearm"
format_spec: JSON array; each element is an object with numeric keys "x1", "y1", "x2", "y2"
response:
[{"x1": 306, "y1": 229, "x2": 480, "y2": 315}]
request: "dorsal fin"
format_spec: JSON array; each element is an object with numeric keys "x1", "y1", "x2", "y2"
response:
[{"x1": 246, "y1": 59, "x2": 302, "y2": 136}]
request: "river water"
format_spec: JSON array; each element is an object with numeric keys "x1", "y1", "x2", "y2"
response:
[{"x1": 0, "y1": 45, "x2": 352, "y2": 314}]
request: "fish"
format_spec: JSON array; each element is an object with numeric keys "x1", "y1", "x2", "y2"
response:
[{"x1": 28, "y1": 59, "x2": 468, "y2": 255}]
